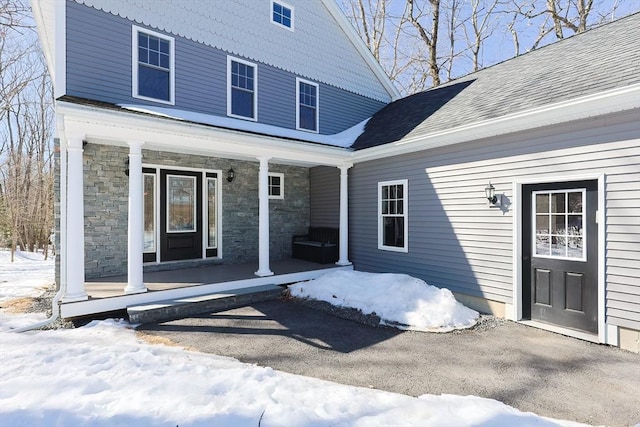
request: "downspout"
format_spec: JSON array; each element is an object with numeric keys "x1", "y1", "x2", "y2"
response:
[{"x1": 13, "y1": 135, "x2": 68, "y2": 333}]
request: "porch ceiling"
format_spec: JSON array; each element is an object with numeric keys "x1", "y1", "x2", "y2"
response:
[{"x1": 56, "y1": 100, "x2": 354, "y2": 168}]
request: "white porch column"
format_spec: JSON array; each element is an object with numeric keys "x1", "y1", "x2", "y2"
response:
[
  {"x1": 255, "y1": 156, "x2": 274, "y2": 277},
  {"x1": 336, "y1": 164, "x2": 352, "y2": 266},
  {"x1": 63, "y1": 136, "x2": 88, "y2": 302},
  {"x1": 124, "y1": 141, "x2": 147, "y2": 294}
]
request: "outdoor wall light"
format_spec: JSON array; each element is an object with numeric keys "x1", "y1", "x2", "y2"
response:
[
  {"x1": 124, "y1": 159, "x2": 129, "y2": 177},
  {"x1": 485, "y1": 182, "x2": 498, "y2": 205},
  {"x1": 227, "y1": 168, "x2": 235, "y2": 183}
]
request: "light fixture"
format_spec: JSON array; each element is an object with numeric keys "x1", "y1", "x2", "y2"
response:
[
  {"x1": 227, "y1": 168, "x2": 235, "y2": 183},
  {"x1": 124, "y1": 159, "x2": 129, "y2": 177},
  {"x1": 485, "y1": 182, "x2": 497, "y2": 205}
]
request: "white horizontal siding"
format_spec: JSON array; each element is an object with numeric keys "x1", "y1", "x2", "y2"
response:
[{"x1": 350, "y1": 110, "x2": 640, "y2": 329}]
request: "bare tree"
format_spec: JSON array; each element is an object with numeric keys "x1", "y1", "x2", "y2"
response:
[
  {"x1": 442, "y1": 0, "x2": 464, "y2": 81},
  {"x1": 406, "y1": 0, "x2": 442, "y2": 87},
  {"x1": 347, "y1": 0, "x2": 388, "y2": 59},
  {"x1": 0, "y1": 0, "x2": 54, "y2": 261},
  {"x1": 339, "y1": 0, "x2": 636, "y2": 95},
  {"x1": 464, "y1": 0, "x2": 503, "y2": 72}
]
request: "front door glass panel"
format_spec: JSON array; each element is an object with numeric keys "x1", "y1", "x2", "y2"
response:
[
  {"x1": 143, "y1": 173, "x2": 156, "y2": 252},
  {"x1": 207, "y1": 177, "x2": 217, "y2": 248},
  {"x1": 533, "y1": 189, "x2": 585, "y2": 260},
  {"x1": 167, "y1": 175, "x2": 196, "y2": 233}
]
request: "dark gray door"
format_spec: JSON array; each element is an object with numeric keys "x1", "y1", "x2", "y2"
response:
[
  {"x1": 522, "y1": 180, "x2": 598, "y2": 333},
  {"x1": 160, "y1": 169, "x2": 202, "y2": 262}
]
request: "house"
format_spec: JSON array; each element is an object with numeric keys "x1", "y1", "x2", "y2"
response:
[
  {"x1": 31, "y1": 1, "x2": 639, "y2": 352},
  {"x1": 30, "y1": 0, "x2": 398, "y2": 313}
]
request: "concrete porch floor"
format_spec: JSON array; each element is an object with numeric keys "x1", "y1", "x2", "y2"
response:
[
  {"x1": 60, "y1": 259, "x2": 350, "y2": 318},
  {"x1": 85, "y1": 258, "x2": 339, "y2": 298}
]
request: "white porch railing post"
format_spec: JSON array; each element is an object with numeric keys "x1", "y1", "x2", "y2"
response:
[
  {"x1": 124, "y1": 141, "x2": 147, "y2": 294},
  {"x1": 336, "y1": 164, "x2": 352, "y2": 266},
  {"x1": 63, "y1": 136, "x2": 88, "y2": 302},
  {"x1": 255, "y1": 156, "x2": 273, "y2": 277}
]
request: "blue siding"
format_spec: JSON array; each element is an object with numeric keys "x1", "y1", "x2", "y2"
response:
[
  {"x1": 258, "y1": 65, "x2": 296, "y2": 129},
  {"x1": 66, "y1": 2, "x2": 131, "y2": 104},
  {"x1": 310, "y1": 166, "x2": 340, "y2": 227},
  {"x1": 320, "y1": 84, "x2": 385, "y2": 134},
  {"x1": 65, "y1": 2, "x2": 385, "y2": 134}
]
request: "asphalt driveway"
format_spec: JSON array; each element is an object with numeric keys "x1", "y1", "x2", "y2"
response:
[{"x1": 138, "y1": 299, "x2": 640, "y2": 426}]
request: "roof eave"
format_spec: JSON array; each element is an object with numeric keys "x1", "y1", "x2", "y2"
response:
[{"x1": 351, "y1": 83, "x2": 640, "y2": 163}]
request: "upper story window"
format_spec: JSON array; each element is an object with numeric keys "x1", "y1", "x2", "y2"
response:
[
  {"x1": 271, "y1": 0, "x2": 294, "y2": 30},
  {"x1": 268, "y1": 173, "x2": 284, "y2": 199},
  {"x1": 227, "y1": 56, "x2": 257, "y2": 121},
  {"x1": 296, "y1": 78, "x2": 319, "y2": 133},
  {"x1": 132, "y1": 26, "x2": 174, "y2": 104},
  {"x1": 378, "y1": 180, "x2": 408, "y2": 252}
]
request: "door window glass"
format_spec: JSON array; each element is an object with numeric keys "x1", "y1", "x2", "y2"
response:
[
  {"x1": 167, "y1": 175, "x2": 196, "y2": 232},
  {"x1": 207, "y1": 178, "x2": 217, "y2": 248},
  {"x1": 533, "y1": 189, "x2": 585, "y2": 260},
  {"x1": 143, "y1": 173, "x2": 156, "y2": 252}
]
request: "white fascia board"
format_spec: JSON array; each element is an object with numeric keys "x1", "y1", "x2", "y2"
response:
[
  {"x1": 56, "y1": 101, "x2": 352, "y2": 167},
  {"x1": 30, "y1": 0, "x2": 64, "y2": 96},
  {"x1": 320, "y1": 0, "x2": 400, "y2": 101},
  {"x1": 352, "y1": 83, "x2": 640, "y2": 163}
]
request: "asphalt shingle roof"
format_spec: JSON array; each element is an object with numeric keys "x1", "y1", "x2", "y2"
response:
[{"x1": 352, "y1": 12, "x2": 640, "y2": 150}]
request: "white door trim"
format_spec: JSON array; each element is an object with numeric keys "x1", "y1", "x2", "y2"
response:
[
  {"x1": 142, "y1": 163, "x2": 223, "y2": 263},
  {"x1": 512, "y1": 173, "x2": 608, "y2": 344}
]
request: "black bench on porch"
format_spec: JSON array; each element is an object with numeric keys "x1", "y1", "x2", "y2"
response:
[{"x1": 292, "y1": 227, "x2": 339, "y2": 264}]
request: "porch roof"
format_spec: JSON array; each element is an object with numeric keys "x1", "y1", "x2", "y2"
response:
[{"x1": 57, "y1": 97, "x2": 354, "y2": 168}]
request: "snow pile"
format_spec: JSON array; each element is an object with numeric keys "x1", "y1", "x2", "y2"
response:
[
  {"x1": 289, "y1": 270, "x2": 479, "y2": 332},
  {"x1": 0, "y1": 249, "x2": 53, "y2": 302},
  {"x1": 0, "y1": 319, "x2": 585, "y2": 427}
]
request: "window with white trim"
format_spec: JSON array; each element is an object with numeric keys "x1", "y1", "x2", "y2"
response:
[
  {"x1": 296, "y1": 78, "x2": 318, "y2": 132},
  {"x1": 378, "y1": 180, "x2": 408, "y2": 252},
  {"x1": 227, "y1": 56, "x2": 257, "y2": 120},
  {"x1": 132, "y1": 26, "x2": 174, "y2": 104},
  {"x1": 271, "y1": 0, "x2": 294, "y2": 30},
  {"x1": 268, "y1": 173, "x2": 284, "y2": 199}
]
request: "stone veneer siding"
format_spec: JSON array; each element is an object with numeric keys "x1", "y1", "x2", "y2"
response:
[{"x1": 82, "y1": 143, "x2": 310, "y2": 278}]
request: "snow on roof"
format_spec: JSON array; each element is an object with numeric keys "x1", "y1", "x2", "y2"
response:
[{"x1": 119, "y1": 104, "x2": 368, "y2": 149}]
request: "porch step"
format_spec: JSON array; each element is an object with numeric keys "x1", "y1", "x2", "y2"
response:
[{"x1": 127, "y1": 284, "x2": 284, "y2": 324}]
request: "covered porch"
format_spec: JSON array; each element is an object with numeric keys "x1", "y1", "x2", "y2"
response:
[
  {"x1": 56, "y1": 100, "x2": 355, "y2": 318},
  {"x1": 62, "y1": 259, "x2": 352, "y2": 318}
]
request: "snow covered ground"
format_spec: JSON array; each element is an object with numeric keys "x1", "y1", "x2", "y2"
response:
[
  {"x1": 0, "y1": 249, "x2": 54, "y2": 302},
  {"x1": 0, "y1": 250, "x2": 587, "y2": 426}
]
